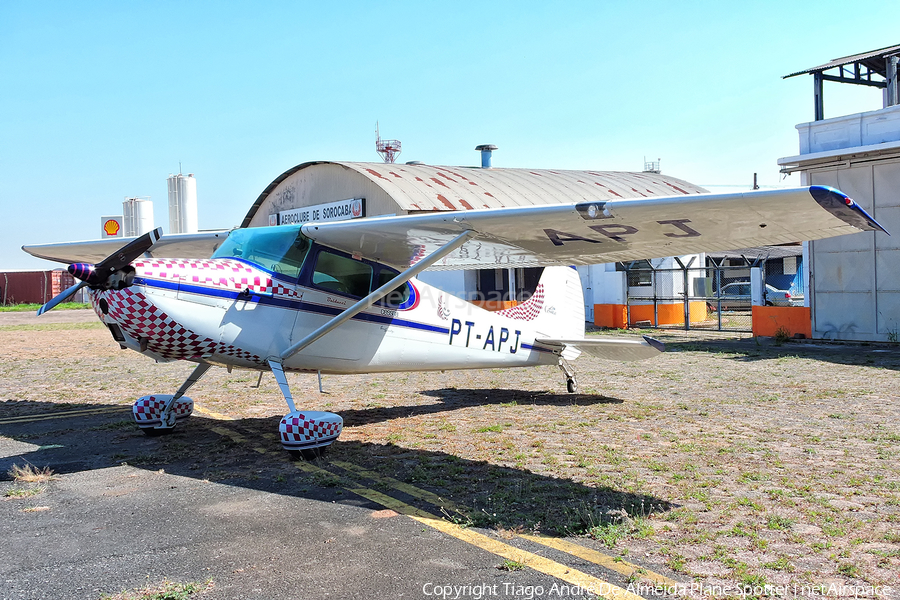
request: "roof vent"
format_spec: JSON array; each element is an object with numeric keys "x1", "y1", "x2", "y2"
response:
[{"x1": 475, "y1": 144, "x2": 498, "y2": 168}]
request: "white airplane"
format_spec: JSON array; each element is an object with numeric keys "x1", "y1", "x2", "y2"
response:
[{"x1": 24, "y1": 185, "x2": 886, "y2": 456}]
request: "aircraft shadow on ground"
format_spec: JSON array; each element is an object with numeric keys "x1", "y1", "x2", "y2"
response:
[
  {"x1": 0, "y1": 399, "x2": 670, "y2": 536},
  {"x1": 340, "y1": 387, "x2": 623, "y2": 428},
  {"x1": 666, "y1": 340, "x2": 900, "y2": 371}
]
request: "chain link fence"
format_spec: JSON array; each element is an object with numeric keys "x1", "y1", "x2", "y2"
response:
[{"x1": 620, "y1": 260, "x2": 788, "y2": 332}]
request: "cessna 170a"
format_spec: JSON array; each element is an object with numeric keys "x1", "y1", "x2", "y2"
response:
[{"x1": 24, "y1": 185, "x2": 886, "y2": 455}]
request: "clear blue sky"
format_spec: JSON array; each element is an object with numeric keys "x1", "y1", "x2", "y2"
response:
[{"x1": 2, "y1": 1, "x2": 897, "y2": 269}]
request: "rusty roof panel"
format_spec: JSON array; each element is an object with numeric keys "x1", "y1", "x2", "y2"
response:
[
  {"x1": 341, "y1": 162, "x2": 705, "y2": 212},
  {"x1": 241, "y1": 161, "x2": 707, "y2": 227}
]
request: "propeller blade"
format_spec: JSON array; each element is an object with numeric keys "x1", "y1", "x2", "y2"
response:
[
  {"x1": 93, "y1": 227, "x2": 163, "y2": 276},
  {"x1": 37, "y1": 228, "x2": 162, "y2": 316},
  {"x1": 37, "y1": 280, "x2": 88, "y2": 316}
]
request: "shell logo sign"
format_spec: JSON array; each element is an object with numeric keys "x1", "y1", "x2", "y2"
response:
[
  {"x1": 101, "y1": 216, "x2": 124, "y2": 238},
  {"x1": 104, "y1": 220, "x2": 120, "y2": 235}
]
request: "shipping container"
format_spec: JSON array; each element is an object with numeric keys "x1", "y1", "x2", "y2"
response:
[{"x1": 0, "y1": 270, "x2": 82, "y2": 305}]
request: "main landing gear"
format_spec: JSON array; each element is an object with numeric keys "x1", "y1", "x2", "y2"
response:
[
  {"x1": 558, "y1": 358, "x2": 578, "y2": 394},
  {"x1": 131, "y1": 360, "x2": 343, "y2": 458},
  {"x1": 268, "y1": 360, "x2": 343, "y2": 459}
]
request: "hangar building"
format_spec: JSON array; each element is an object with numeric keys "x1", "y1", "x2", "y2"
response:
[{"x1": 239, "y1": 160, "x2": 707, "y2": 312}]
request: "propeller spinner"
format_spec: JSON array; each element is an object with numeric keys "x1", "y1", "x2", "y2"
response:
[{"x1": 37, "y1": 227, "x2": 162, "y2": 315}]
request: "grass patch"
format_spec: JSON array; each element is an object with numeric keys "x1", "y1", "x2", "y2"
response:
[
  {"x1": 0, "y1": 321, "x2": 104, "y2": 332},
  {"x1": 5, "y1": 486, "x2": 45, "y2": 499},
  {"x1": 497, "y1": 559, "x2": 525, "y2": 571},
  {"x1": 762, "y1": 556, "x2": 795, "y2": 572},
  {"x1": 475, "y1": 424, "x2": 504, "y2": 433},
  {"x1": 99, "y1": 579, "x2": 213, "y2": 600},
  {"x1": 587, "y1": 516, "x2": 654, "y2": 548},
  {"x1": 588, "y1": 521, "x2": 629, "y2": 548},
  {"x1": 737, "y1": 497, "x2": 763, "y2": 511},
  {"x1": 836, "y1": 562, "x2": 861, "y2": 578},
  {"x1": 0, "y1": 302, "x2": 89, "y2": 312},
  {"x1": 766, "y1": 514, "x2": 794, "y2": 530},
  {"x1": 737, "y1": 471, "x2": 767, "y2": 483}
]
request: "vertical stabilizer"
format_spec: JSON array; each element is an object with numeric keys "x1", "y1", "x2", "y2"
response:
[{"x1": 495, "y1": 266, "x2": 585, "y2": 340}]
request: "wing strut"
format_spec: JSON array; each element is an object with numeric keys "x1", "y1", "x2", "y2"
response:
[
  {"x1": 278, "y1": 229, "x2": 476, "y2": 361},
  {"x1": 268, "y1": 359, "x2": 297, "y2": 412}
]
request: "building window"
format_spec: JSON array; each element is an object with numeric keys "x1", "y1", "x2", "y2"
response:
[{"x1": 617, "y1": 260, "x2": 652, "y2": 287}]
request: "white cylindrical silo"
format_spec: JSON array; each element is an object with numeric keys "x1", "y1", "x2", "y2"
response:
[
  {"x1": 122, "y1": 197, "x2": 155, "y2": 237},
  {"x1": 123, "y1": 200, "x2": 135, "y2": 237},
  {"x1": 167, "y1": 173, "x2": 198, "y2": 234}
]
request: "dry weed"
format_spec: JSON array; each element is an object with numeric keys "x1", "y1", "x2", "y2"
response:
[{"x1": 7, "y1": 463, "x2": 58, "y2": 483}]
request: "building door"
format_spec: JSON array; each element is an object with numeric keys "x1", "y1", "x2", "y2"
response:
[{"x1": 576, "y1": 266, "x2": 593, "y2": 322}]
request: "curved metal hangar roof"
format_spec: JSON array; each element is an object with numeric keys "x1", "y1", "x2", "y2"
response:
[{"x1": 242, "y1": 161, "x2": 707, "y2": 228}]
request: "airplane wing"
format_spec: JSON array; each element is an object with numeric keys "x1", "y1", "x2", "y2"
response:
[
  {"x1": 22, "y1": 230, "x2": 230, "y2": 265},
  {"x1": 299, "y1": 186, "x2": 887, "y2": 270},
  {"x1": 535, "y1": 335, "x2": 665, "y2": 361}
]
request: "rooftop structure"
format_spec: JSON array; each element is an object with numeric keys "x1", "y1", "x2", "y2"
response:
[{"x1": 784, "y1": 43, "x2": 900, "y2": 121}]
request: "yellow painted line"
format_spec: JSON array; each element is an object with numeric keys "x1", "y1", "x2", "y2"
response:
[
  {"x1": 0, "y1": 406, "x2": 125, "y2": 425},
  {"x1": 208, "y1": 426, "x2": 267, "y2": 454},
  {"x1": 212, "y1": 426, "x2": 661, "y2": 598},
  {"x1": 330, "y1": 460, "x2": 467, "y2": 513},
  {"x1": 293, "y1": 460, "x2": 645, "y2": 600},
  {"x1": 193, "y1": 404, "x2": 236, "y2": 421},
  {"x1": 519, "y1": 534, "x2": 678, "y2": 587},
  {"x1": 333, "y1": 460, "x2": 676, "y2": 589}
]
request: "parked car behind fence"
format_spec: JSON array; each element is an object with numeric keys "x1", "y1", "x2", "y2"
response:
[{"x1": 708, "y1": 282, "x2": 803, "y2": 311}]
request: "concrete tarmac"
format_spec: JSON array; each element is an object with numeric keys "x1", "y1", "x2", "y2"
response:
[{"x1": 0, "y1": 404, "x2": 675, "y2": 600}]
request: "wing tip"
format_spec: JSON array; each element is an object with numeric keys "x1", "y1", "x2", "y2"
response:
[{"x1": 809, "y1": 186, "x2": 890, "y2": 235}]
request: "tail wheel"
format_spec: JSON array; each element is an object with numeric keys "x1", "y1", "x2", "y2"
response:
[
  {"x1": 142, "y1": 427, "x2": 175, "y2": 437},
  {"x1": 288, "y1": 446, "x2": 329, "y2": 461}
]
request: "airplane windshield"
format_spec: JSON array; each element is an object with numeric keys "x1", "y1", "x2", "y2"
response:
[{"x1": 213, "y1": 225, "x2": 311, "y2": 279}]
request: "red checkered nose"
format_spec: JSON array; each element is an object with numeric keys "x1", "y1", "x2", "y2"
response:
[{"x1": 89, "y1": 257, "x2": 290, "y2": 365}]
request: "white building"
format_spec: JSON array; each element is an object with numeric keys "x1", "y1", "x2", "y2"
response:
[{"x1": 779, "y1": 44, "x2": 900, "y2": 341}]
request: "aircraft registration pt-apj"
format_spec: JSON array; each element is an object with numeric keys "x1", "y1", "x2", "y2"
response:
[{"x1": 24, "y1": 185, "x2": 887, "y2": 456}]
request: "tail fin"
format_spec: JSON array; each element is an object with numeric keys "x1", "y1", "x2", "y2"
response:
[{"x1": 495, "y1": 266, "x2": 585, "y2": 339}]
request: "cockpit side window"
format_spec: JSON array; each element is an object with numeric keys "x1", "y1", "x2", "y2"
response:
[
  {"x1": 375, "y1": 267, "x2": 411, "y2": 307},
  {"x1": 311, "y1": 250, "x2": 373, "y2": 298}
]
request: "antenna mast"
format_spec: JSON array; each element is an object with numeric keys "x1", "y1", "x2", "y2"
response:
[{"x1": 375, "y1": 122, "x2": 401, "y2": 163}]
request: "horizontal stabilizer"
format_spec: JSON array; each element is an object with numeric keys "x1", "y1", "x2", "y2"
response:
[{"x1": 536, "y1": 335, "x2": 664, "y2": 362}]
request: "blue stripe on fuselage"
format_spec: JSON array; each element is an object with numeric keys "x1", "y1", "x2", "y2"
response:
[
  {"x1": 520, "y1": 343, "x2": 555, "y2": 354},
  {"x1": 132, "y1": 276, "x2": 450, "y2": 335}
]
